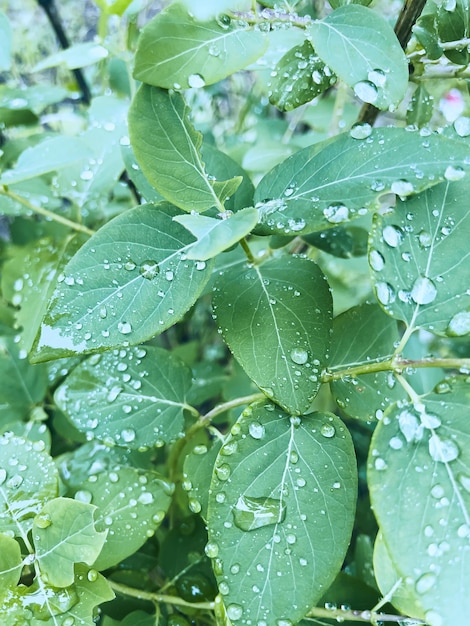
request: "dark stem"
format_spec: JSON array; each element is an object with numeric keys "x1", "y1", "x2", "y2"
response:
[
  {"x1": 36, "y1": 0, "x2": 91, "y2": 105},
  {"x1": 357, "y1": 0, "x2": 428, "y2": 126}
]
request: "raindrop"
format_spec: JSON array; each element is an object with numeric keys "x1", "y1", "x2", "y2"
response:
[
  {"x1": 87, "y1": 569, "x2": 98, "y2": 582},
  {"x1": 188, "y1": 73, "x2": 206, "y2": 88},
  {"x1": 425, "y1": 610, "x2": 443, "y2": 626},
  {"x1": 205, "y1": 542, "x2": 219, "y2": 558},
  {"x1": 165, "y1": 270, "x2": 174, "y2": 281},
  {"x1": 369, "y1": 249, "x2": 385, "y2": 272},
  {"x1": 219, "y1": 581, "x2": 230, "y2": 595},
  {"x1": 208, "y1": 44, "x2": 220, "y2": 57},
  {"x1": 418, "y1": 230, "x2": 432, "y2": 248},
  {"x1": 120, "y1": 428, "x2": 136, "y2": 443},
  {"x1": 290, "y1": 348, "x2": 308, "y2": 365},
  {"x1": 420, "y1": 411, "x2": 441, "y2": 429},
  {"x1": 444, "y1": 165, "x2": 465, "y2": 181},
  {"x1": 124, "y1": 261, "x2": 136, "y2": 271},
  {"x1": 140, "y1": 260, "x2": 159, "y2": 280},
  {"x1": 226, "y1": 604, "x2": 243, "y2": 621},
  {"x1": 118, "y1": 321, "x2": 132, "y2": 335},
  {"x1": 398, "y1": 409, "x2": 422, "y2": 443},
  {"x1": 350, "y1": 122, "x2": 372, "y2": 139},
  {"x1": 428, "y1": 434, "x2": 459, "y2": 463},
  {"x1": 99, "y1": 306, "x2": 107, "y2": 319},
  {"x1": 391, "y1": 180, "x2": 414, "y2": 197},
  {"x1": 248, "y1": 421, "x2": 265, "y2": 440},
  {"x1": 446, "y1": 310, "x2": 470, "y2": 336},
  {"x1": 215, "y1": 463, "x2": 231, "y2": 481},
  {"x1": 138, "y1": 492, "x2": 154, "y2": 505},
  {"x1": 323, "y1": 204, "x2": 349, "y2": 224},
  {"x1": 368, "y1": 68, "x2": 387, "y2": 88},
  {"x1": 195, "y1": 261, "x2": 206, "y2": 270},
  {"x1": 415, "y1": 572, "x2": 437, "y2": 594},
  {"x1": 411, "y1": 276, "x2": 437, "y2": 305},
  {"x1": 0, "y1": 469, "x2": 6, "y2": 485},
  {"x1": 454, "y1": 116, "x2": 470, "y2": 137},
  {"x1": 35, "y1": 513, "x2": 52, "y2": 529},
  {"x1": 382, "y1": 225, "x2": 403, "y2": 248},
  {"x1": 320, "y1": 423, "x2": 335, "y2": 438},
  {"x1": 232, "y1": 495, "x2": 286, "y2": 531},
  {"x1": 354, "y1": 80, "x2": 378, "y2": 104},
  {"x1": 375, "y1": 281, "x2": 396, "y2": 305}
]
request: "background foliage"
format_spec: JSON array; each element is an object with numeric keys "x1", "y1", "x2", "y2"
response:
[{"x1": 0, "y1": 0, "x2": 470, "y2": 625}]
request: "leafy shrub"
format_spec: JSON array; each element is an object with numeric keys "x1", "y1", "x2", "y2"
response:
[{"x1": 0, "y1": 0, "x2": 470, "y2": 624}]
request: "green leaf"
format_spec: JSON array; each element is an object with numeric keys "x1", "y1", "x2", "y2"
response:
[
  {"x1": 0, "y1": 12, "x2": 12, "y2": 71},
  {"x1": 437, "y1": 0, "x2": 470, "y2": 65},
  {"x1": 34, "y1": 497, "x2": 107, "y2": 587},
  {"x1": 121, "y1": 141, "x2": 163, "y2": 203},
  {"x1": 303, "y1": 226, "x2": 368, "y2": 258},
  {"x1": 3, "y1": 236, "x2": 84, "y2": 354},
  {"x1": 269, "y1": 40, "x2": 336, "y2": 112},
  {"x1": 55, "y1": 346, "x2": 193, "y2": 448},
  {"x1": 254, "y1": 128, "x2": 470, "y2": 236},
  {"x1": 0, "y1": 533, "x2": 22, "y2": 588},
  {"x1": 133, "y1": 2, "x2": 268, "y2": 89},
  {"x1": 0, "y1": 136, "x2": 92, "y2": 186},
  {"x1": 406, "y1": 84, "x2": 434, "y2": 128},
  {"x1": 129, "y1": 85, "x2": 242, "y2": 213},
  {"x1": 369, "y1": 178, "x2": 470, "y2": 335},
  {"x1": 212, "y1": 256, "x2": 332, "y2": 415},
  {"x1": 183, "y1": 439, "x2": 221, "y2": 519},
  {"x1": 309, "y1": 5, "x2": 408, "y2": 109},
  {"x1": 173, "y1": 208, "x2": 259, "y2": 260},
  {"x1": 329, "y1": 303, "x2": 405, "y2": 421},
  {"x1": 32, "y1": 42, "x2": 109, "y2": 71},
  {"x1": 82, "y1": 466, "x2": 173, "y2": 570},
  {"x1": 0, "y1": 337, "x2": 48, "y2": 423},
  {"x1": 31, "y1": 203, "x2": 214, "y2": 362},
  {"x1": 207, "y1": 402, "x2": 357, "y2": 626},
  {"x1": 368, "y1": 377, "x2": 470, "y2": 625},
  {"x1": 414, "y1": 13, "x2": 443, "y2": 61},
  {"x1": 329, "y1": 0, "x2": 373, "y2": 6},
  {"x1": 0, "y1": 434, "x2": 58, "y2": 536}
]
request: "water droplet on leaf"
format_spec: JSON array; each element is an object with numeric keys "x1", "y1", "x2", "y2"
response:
[
  {"x1": 354, "y1": 80, "x2": 378, "y2": 103},
  {"x1": 411, "y1": 276, "x2": 437, "y2": 305},
  {"x1": 140, "y1": 260, "x2": 159, "y2": 280},
  {"x1": 232, "y1": 495, "x2": 286, "y2": 531}
]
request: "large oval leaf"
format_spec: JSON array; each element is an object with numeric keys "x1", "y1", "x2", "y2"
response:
[
  {"x1": 55, "y1": 346, "x2": 193, "y2": 449},
  {"x1": 207, "y1": 402, "x2": 357, "y2": 626},
  {"x1": 212, "y1": 255, "x2": 333, "y2": 415},
  {"x1": 32, "y1": 203, "x2": 214, "y2": 362},
  {"x1": 254, "y1": 128, "x2": 470, "y2": 236},
  {"x1": 309, "y1": 4, "x2": 407, "y2": 109},
  {"x1": 368, "y1": 377, "x2": 470, "y2": 625},
  {"x1": 133, "y1": 2, "x2": 268, "y2": 89},
  {"x1": 369, "y1": 178, "x2": 470, "y2": 335},
  {"x1": 129, "y1": 85, "x2": 241, "y2": 213}
]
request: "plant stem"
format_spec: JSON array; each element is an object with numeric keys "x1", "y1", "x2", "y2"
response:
[
  {"x1": 189, "y1": 392, "x2": 265, "y2": 434},
  {"x1": 305, "y1": 605, "x2": 425, "y2": 624},
  {"x1": 240, "y1": 237, "x2": 256, "y2": 263},
  {"x1": 0, "y1": 187, "x2": 95, "y2": 236},
  {"x1": 322, "y1": 356, "x2": 470, "y2": 383},
  {"x1": 109, "y1": 580, "x2": 215, "y2": 611}
]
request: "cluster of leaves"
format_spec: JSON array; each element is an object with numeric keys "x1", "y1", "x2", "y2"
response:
[{"x1": 1, "y1": 0, "x2": 470, "y2": 625}]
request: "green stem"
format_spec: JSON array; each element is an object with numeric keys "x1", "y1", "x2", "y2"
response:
[
  {"x1": 109, "y1": 580, "x2": 215, "y2": 611},
  {"x1": 305, "y1": 605, "x2": 425, "y2": 624},
  {"x1": 0, "y1": 187, "x2": 95, "y2": 236},
  {"x1": 322, "y1": 357, "x2": 470, "y2": 383},
  {"x1": 395, "y1": 373, "x2": 421, "y2": 404},
  {"x1": 240, "y1": 238, "x2": 256, "y2": 264},
  {"x1": 188, "y1": 393, "x2": 265, "y2": 435}
]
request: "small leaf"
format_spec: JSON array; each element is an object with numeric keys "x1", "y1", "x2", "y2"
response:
[
  {"x1": 55, "y1": 346, "x2": 193, "y2": 448},
  {"x1": 34, "y1": 497, "x2": 107, "y2": 587},
  {"x1": 309, "y1": 5, "x2": 408, "y2": 109},
  {"x1": 413, "y1": 13, "x2": 443, "y2": 61},
  {"x1": 269, "y1": 40, "x2": 336, "y2": 112},
  {"x1": 368, "y1": 377, "x2": 470, "y2": 625},
  {"x1": 254, "y1": 128, "x2": 470, "y2": 236},
  {"x1": 0, "y1": 136, "x2": 92, "y2": 186},
  {"x1": 0, "y1": 434, "x2": 58, "y2": 536},
  {"x1": 369, "y1": 178, "x2": 470, "y2": 335},
  {"x1": 133, "y1": 2, "x2": 268, "y2": 89},
  {"x1": 31, "y1": 203, "x2": 214, "y2": 362},
  {"x1": 207, "y1": 402, "x2": 357, "y2": 626},
  {"x1": 303, "y1": 225, "x2": 368, "y2": 258},
  {"x1": 212, "y1": 256, "x2": 332, "y2": 415},
  {"x1": 129, "y1": 85, "x2": 241, "y2": 212},
  {"x1": 406, "y1": 84, "x2": 434, "y2": 128},
  {"x1": 174, "y1": 208, "x2": 259, "y2": 260},
  {"x1": 32, "y1": 42, "x2": 108, "y2": 71},
  {"x1": 329, "y1": 303, "x2": 405, "y2": 420},
  {"x1": 329, "y1": 0, "x2": 373, "y2": 6},
  {"x1": 183, "y1": 439, "x2": 221, "y2": 519},
  {"x1": 437, "y1": 0, "x2": 470, "y2": 65},
  {"x1": 0, "y1": 534, "x2": 22, "y2": 588},
  {"x1": 85, "y1": 466, "x2": 173, "y2": 570}
]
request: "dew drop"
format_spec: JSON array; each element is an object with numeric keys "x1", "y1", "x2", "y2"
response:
[
  {"x1": 232, "y1": 495, "x2": 287, "y2": 531},
  {"x1": 35, "y1": 513, "x2": 52, "y2": 529},
  {"x1": 118, "y1": 321, "x2": 132, "y2": 335},
  {"x1": 425, "y1": 610, "x2": 443, "y2": 626},
  {"x1": 444, "y1": 165, "x2": 465, "y2": 181},
  {"x1": 369, "y1": 249, "x2": 385, "y2": 271},
  {"x1": 87, "y1": 569, "x2": 98, "y2": 582},
  {"x1": 420, "y1": 411, "x2": 441, "y2": 429},
  {"x1": 415, "y1": 572, "x2": 436, "y2": 594},
  {"x1": 205, "y1": 541, "x2": 219, "y2": 558},
  {"x1": 446, "y1": 310, "x2": 470, "y2": 337},
  {"x1": 382, "y1": 225, "x2": 403, "y2": 248},
  {"x1": 391, "y1": 180, "x2": 414, "y2": 197},
  {"x1": 375, "y1": 281, "x2": 395, "y2": 305},
  {"x1": 215, "y1": 463, "x2": 231, "y2": 481},
  {"x1": 428, "y1": 434, "x2": 459, "y2": 463},
  {"x1": 349, "y1": 122, "x2": 372, "y2": 139},
  {"x1": 454, "y1": 116, "x2": 470, "y2": 137},
  {"x1": 165, "y1": 270, "x2": 174, "y2": 281},
  {"x1": 140, "y1": 260, "x2": 159, "y2": 280},
  {"x1": 226, "y1": 604, "x2": 243, "y2": 621},
  {"x1": 418, "y1": 230, "x2": 432, "y2": 248},
  {"x1": 188, "y1": 73, "x2": 206, "y2": 88},
  {"x1": 411, "y1": 276, "x2": 437, "y2": 305},
  {"x1": 248, "y1": 421, "x2": 265, "y2": 440},
  {"x1": 0, "y1": 469, "x2": 6, "y2": 485},
  {"x1": 320, "y1": 423, "x2": 335, "y2": 438},
  {"x1": 124, "y1": 260, "x2": 136, "y2": 271},
  {"x1": 195, "y1": 261, "x2": 206, "y2": 270},
  {"x1": 120, "y1": 428, "x2": 136, "y2": 443},
  {"x1": 354, "y1": 80, "x2": 378, "y2": 104},
  {"x1": 323, "y1": 204, "x2": 349, "y2": 224},
  {"x1": 290, "y1": 348, "x2": 308, "y2": 365}
]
